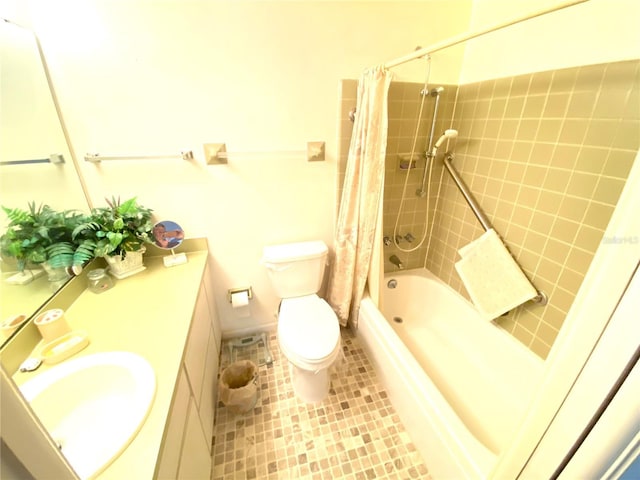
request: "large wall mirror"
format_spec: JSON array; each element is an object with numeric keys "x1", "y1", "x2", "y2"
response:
[{"x1": 0, "y1": 19, "x2": 89, "y2": 347}]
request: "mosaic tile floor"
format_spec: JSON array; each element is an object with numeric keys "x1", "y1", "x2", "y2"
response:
[{"x1": 211, "y1": 327, "x2": 431, "y2": 480}]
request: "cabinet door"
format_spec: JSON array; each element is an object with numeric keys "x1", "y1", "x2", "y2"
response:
[
  {"x1": 156, "y1": 367, "x2": 190, "y2": 480},
  {"x1": 184, "y1": 283, "x2": 211, "y2": 406},
  {"x1": 199, "y1": 328, "x2": 219, "y2": 450},
  {"x1": 177, "y1": 397, "x2": 212, "y2": 480},
  {"x1": 202, "y1": 266, "x2": 222, "y2": 350}
]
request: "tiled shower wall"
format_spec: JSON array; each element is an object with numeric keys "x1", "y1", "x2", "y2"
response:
[
  {"x1": 383, "y1": 82, "x2": 457, "y2": 271},
  {"x1": 338, "y1": 80, "x2": 457, "y2": 271},
  {"x1": 428, "y1": 59, "x2": 639, "y2": 358},
  {"x1": 337, "y1": 59, "x2": 639, "y2": 359}
]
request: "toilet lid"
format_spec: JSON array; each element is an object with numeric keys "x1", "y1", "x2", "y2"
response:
[{"x1": 278, "y1": 295, "x2": 340, "y2": 363}]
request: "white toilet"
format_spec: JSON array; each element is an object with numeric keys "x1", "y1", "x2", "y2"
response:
[{"x1": 262, "y1": 240, "x2": 342, "y2": 403}]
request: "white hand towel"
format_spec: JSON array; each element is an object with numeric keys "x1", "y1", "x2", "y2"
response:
[{"x1": 455, "y1": 229, "x2": 537, "y2": 321}]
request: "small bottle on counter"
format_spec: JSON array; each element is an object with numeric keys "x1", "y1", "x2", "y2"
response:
[{"x1": 87, "y1": 268, "x2": 114, "y2": 293}]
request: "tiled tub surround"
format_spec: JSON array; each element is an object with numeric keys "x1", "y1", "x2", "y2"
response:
[
  {"x1": 427, "y1": 59, "x2": 640, "y2": 358},
  {"x1": 383, "y1": 81, "x2": 458, "y2": 272},
  {"x1": 337, "y1": 59, "x2": 639, "y2": 358},
  {"x1": 212, "y1": 329, "x2": 429, "y2": 480}
]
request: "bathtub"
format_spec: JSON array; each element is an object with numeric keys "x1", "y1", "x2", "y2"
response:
[{"x1": 357, "y1": 268, "x2": 543, "y2": 479}]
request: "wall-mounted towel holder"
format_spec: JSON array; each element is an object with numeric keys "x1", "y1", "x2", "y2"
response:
[
  {"x1": 84, "y1": 151, "x2": 194, "y2": 162},
  {"x1": 1, "y1": 154, "x2": 65, "y2": 166}
]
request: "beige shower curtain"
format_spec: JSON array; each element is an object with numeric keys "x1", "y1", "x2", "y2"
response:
[{"x1": 327, "y1": 66, "x2": 392, "y2": 327}]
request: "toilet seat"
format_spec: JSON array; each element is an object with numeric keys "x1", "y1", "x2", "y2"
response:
[{"x1": 278, "y1": 295, "x2": 341, "y2": 370}]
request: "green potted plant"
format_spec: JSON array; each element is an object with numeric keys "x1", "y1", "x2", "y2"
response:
[
  {"x1": 0, "y1": 203, "x2": 93, "y2": 278},
  {"x1": 82, "y1": 196, "x2": 154, "y2": 279}
]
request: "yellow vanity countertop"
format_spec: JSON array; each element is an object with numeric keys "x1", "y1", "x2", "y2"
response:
[{"x1": 14, "y1": 248, "x2": 209, "y2": 480}]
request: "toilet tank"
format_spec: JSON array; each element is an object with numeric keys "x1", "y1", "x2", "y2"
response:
[{"x1": 262, "y1": 240, "x2": 329, "y2": 298}]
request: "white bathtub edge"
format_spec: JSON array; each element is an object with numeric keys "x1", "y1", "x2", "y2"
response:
[{"x1": 357, "y1": 298, "x2": 495, "y2": 479}]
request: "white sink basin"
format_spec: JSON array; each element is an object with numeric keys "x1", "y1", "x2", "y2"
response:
[{"x1": 19, "y1": 351, "x2": 156, "y2": 479}]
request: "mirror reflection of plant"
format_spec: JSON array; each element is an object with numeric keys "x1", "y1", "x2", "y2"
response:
[
  {"x1": 83, "y1": 197, "x2": 154, "y2": 259},
  {"x1": 0, "y1": 202, "x2": 90, "y2": 272},
  {"x1": 45, "y1": 224, "x2": 97, "y2": 272}
]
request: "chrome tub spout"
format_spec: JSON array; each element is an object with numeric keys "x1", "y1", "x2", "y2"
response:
[{"x1": 389, "y1": 255, "x2": 404, "y2": 269}]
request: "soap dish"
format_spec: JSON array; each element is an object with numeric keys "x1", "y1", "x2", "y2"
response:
[{"x1": 39, "y1": 331, "x2": 90, "y2": 365}]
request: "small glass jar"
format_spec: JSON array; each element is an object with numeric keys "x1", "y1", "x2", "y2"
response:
[{"x1": 87, "y1": 268, "x2": 114, "y2": 294}]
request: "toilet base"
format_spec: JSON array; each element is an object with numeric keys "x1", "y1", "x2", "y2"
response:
[{"x1": 288, "y1": 362, "x2": 331, "y2": 403}]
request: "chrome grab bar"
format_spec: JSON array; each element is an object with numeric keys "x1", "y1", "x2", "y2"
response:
[
  {"x1": 443, "y1": 154, "x2": 492, "y2": 231},
  {"x1": 443, "y1": 153, "x2": 547, "y2": 306}
]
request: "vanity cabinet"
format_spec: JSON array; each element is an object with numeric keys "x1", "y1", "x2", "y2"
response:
[
  {"x1": 179, "y1": 396, "x2": 212, "y2": 479},
  {"x1": 155, "y1": 368, "x2": 190, "y2": 479},
  {"x1": 156, "y1": 267, "x2": 221, "y2": 479},
  {"x1": 2, "y1": 243, "x2": 221, "y2": 480}
]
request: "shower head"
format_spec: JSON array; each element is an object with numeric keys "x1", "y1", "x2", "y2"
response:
[
  {"x1": 429, "y1": 129, "x2": 459, "y2": 159},
  {"x1": 434, "y1": 129, "x2": 459, "y2": 149}
]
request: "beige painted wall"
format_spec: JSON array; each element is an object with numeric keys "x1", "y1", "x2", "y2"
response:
[
  {"x1": 15, "y1": 0, "x2": 471, "y2": 334},
  {"x1": 461, "y1": 0, "x2": 640, "y2": 83}
]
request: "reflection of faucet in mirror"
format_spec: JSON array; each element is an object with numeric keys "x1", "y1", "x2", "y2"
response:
[{"x1": 0, "y1": 19, "x2": 90, "y2": 347}]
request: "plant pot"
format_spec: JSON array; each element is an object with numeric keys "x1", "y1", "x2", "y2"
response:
[{"x1": 105, "y1": 247, "x2": 146, "y2": 279}]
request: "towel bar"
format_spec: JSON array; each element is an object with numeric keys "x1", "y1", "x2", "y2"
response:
[
  {"x1": 0, "y1": 154, "x2": 65, "y2": 166},
  {"x1": 84, "y1": 151, "x2": 194, "y2": 162}
]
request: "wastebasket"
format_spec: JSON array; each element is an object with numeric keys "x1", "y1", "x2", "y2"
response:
[{"x1": 218, "y1": 360, "x2": 258, "y2": 413}]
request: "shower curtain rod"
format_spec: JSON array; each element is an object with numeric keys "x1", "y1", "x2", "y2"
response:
[{"x1": 383, "y1": 0, "x2": 589, "y2": 69}]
